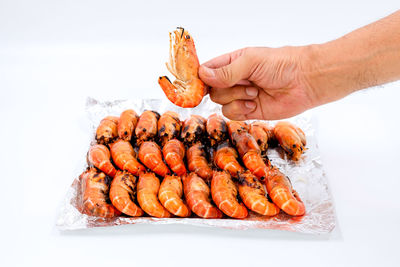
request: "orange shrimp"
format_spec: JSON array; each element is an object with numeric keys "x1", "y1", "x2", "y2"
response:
[
  {"x1": 237, "y1": 171, "x2": 280, "y2": 216},
  {"x1": 206, "y1": 113, "x2": 228, "y2": 147},
  {"x1": 109, "y1": 171, "x2": 144, "y2": 217},
  {"x1": 118, "y1": 109, "x2": 139, "y2": 141},
  {"x1": 249, "y1": 121, "x2": 274, "y2": 155},
  {"x1": 87, "y1": 144, "x2": 117, "y2": 178},
  {"x1": 110, "y1": 140, "x2": 145, "y2": 176},
  {"x1": 227, "y1": 120, "x2": 270, "y2": 181},
  {"x1": 181, "y1": 115, "x2": 206, "y2": 144},
  {"x1": 273, "y1": 121, "x2": 306, "y2": 161},
  {"x1": 187, "y1": 142, "x2": 213, "y2": 181},
  {"x1": 158, "y1": 111, "x2": 181, "y2": 146},
  {"x1": 162, "y1": 139, "x2": 187, "y2": 176},
  {"x1": 158, "y1": 27, "x2": 206, "y2": 108},
  {"x1": 265, "y1": 167, "x2": 305, "y2": 216},
  {"x1": 95, "y1": 116, "x2": 119, "y2": 145},
  {"x1": 135, "y1": 110, "x2": 160, "y2": 145},
  {"x1": 213, "y1": 141, "x2": 244, "y2": 177},
  {"x1": 158, "y1": 175, "x2": 191, "y2": 217},
  {"x1": 138, "y1": 141, "x2": 170, "y2": 177},
  {"x1": 79, "y1": 168, "x2": 121, "y2": 218},
  {"x1": 211, "y1": 171, "x2": 248, "y2": 219},
  {"x1": 137, "y1": 172, "x2": 171, "y2": 218},
  {"x1": 183, "y1": 172, "x2": 223, "y2": 219}
]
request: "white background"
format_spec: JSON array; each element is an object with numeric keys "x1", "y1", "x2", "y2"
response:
[{"x1": 1, "y1": 1, "x2": 399, "y2": 266}]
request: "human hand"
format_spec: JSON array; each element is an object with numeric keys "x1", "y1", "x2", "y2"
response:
[{"x1": 198, "y1": 46, "x2": 318, "y2": 120}]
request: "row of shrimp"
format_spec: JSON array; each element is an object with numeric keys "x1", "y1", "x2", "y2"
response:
[{"x1": 78, "y1": 108, "x2": 307, "y2": 219}]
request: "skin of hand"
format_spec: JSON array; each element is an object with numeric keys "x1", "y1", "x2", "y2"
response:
[{"x1": 199, "y1": 10, "x2": 400, "y2": 121}]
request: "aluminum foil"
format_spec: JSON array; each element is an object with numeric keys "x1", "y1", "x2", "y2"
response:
[{"x1": 56, "y1": 96, "x2": 336, "y2": 234}]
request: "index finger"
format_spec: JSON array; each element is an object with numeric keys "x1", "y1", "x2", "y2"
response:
[{"x1": 201, "y1": 48, "x2": 246, "y2": 69}]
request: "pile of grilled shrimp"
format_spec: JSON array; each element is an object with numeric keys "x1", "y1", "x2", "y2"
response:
[{"x1": 78, "y1": 109, "x2": 307, "y2": 220}]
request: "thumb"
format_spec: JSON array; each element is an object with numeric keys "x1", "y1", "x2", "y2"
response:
[{"x1": 199, "y1": 52, "x2": 254, "y2": 88}]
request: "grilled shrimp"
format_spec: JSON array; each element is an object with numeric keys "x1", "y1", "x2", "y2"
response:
[
  {"x1": 249, "y1": 122, "x2": 274, "y2": 155},
  {"x1": 138, "y1": 141, "x2": 170, "y2": 177},
  {"x1": 183, "y1": 172, "x2": 223, "y2": 219},
  {"x1": 265, "y1": 167, "x2": 305, "y2": 216},
  {"x1": 214, "y1": 141, "x2": 244, "y2": 177},
  {"x1": 158, "y1": 175, "x2": 191, "y2": 217},
  {"x1": 79, "y1": 168, "x2": 120, "y2": 218},
  {"x1": 109, "y1": 171, "x2": 144, "y2": 217},
  {"x1": 137, "y1": 172, "x2": 171, "y2": 218},
  {"x1": 181, "y1": 115, "x2": 207, "y2": 144},
  {"x1": 158, "y1": 27, "x2": 206, "y2": 108},
  {"x1": 162, "y1": 139, "x2": 187, "y2": 176},
  {"x1": 88, "y1": 144, "x2": 117, "y2": 178},
  {"x1": 274, "y1": 121, "x2": 306, "y2": 161},
  {"x1": 95, "y1": 116, "x2": 119, "y2": 145},
  {"x1": 211, "y1": 171, "x2": 248, "y2": 219},
  {"x1": 227, "y1": 120, "x2": 269, "y2": 180},
  {"x1": 110, "y1": 140, "x2": 145, "y2": 176},
  {"x1": 206, "y1": 113, "x2": 228, "y2": 147},
  {"x1": 187, "y1": 142, "x2": 213, "y2": 181},
  {"x1": 135, "y1": 110, "x2": 160, "y2": 145},
  {"x1": 237, "y1": 171, "x2": 280, "y2": 216},
  {"x1": 118, "y1": 109, "x2": 139, "y2": 141},
  {"x1": 158, "y1": 111, "x2": 181, "y2": 146}
]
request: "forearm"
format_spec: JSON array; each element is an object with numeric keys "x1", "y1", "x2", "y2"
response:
[{"x1": 304, "y1": 10, "x2": 400, "y2": 105}]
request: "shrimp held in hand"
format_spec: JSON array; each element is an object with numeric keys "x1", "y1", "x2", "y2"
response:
[
  {"x1": 238, "y1": 171, "x2": 280, "y2": 216},
  {"x1": 183, "y1": 172, "x2": 223, "y2": 219},
  {"x1": 88, "y1": 144, "x2": 117, "y2": 178},
  {"x1": 158, "y1": 27, "x2": 206, "y2": 108},
  {"x1": 211, "y1": 171, "x2": 248, "y2": 219},
  {"x1": 137, "y1": 172, "x2": 171, "y2": 218},
  {"x1": 158, "y1": 175, "x2": 191, "y2": 217},
  {"x1": 79, "y1": 168, "x2": 120, "y2": 218},
  {"x1": 265, "y1": 167, "x2": 305, "y2": 216},
  {"x1": 109, "y1": 171, "x2": 143, "y2": 217}
]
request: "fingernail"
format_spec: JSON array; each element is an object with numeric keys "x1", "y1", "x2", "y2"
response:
[
  {"x1": 200, "y1": 66, "x2": 215, "y2": 78},
  {"x1": 245, "y1": 101, "x2": 256, "y2": 110},
  {"x1": 246, "y1": 87, "x2": 258, "y2": 97}
]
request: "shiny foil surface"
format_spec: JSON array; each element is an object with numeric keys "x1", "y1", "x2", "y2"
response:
[{"x1": 56, "y1": 96, "x2": 336, "y2": 234}]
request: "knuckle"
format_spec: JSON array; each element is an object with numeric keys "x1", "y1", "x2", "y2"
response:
[{"x1": 217, "y1": 66, "x2": 232, "y2": 86}]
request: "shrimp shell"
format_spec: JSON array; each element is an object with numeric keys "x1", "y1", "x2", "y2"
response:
[
  {"x1": 249, "y1": 121, "x2": 273, "y2": 155},
  {"x1": 181, "y1": 115, "x2": 207, "y2": 144},
  {"x1": 79, "y1": 168, "x2": 120, "y2": 218},
  {"x1": 138, "y1": 141, "x2": 170, "y2": 177},
  {"x1": 158, "y1": 175, "x2": 191, "y2": 217},
  {"x1": 187, "y1": 142, "x2": 213, "y2": 181},
  {"x1": 137, "y1": 172, "x2": 172, "y2": 218},
  {"x1": 109, "y1": 171, "x2": 144, "y2": 217},
  {"x1": 183, "y1": 172, "x2": 223, "y2": 219},
  {"x1": 211, "y1": 171, "x2": 248, "y2": 219},
  {"x1": 135, "y1": 110, "x2": 160, "y2": 145},
  {"x1": 237, "y1": 171, "x2": 280, "y2": 216},
  {"x1": 118, "y1": 109, "x2": 139, "y2": 141},
  {"x1": 162, "y1": 139, "x2": 187, "y2": 176},
  {"x1": 110, "y1": 140, "x2": 145, "y2": 176},
  {"x1": 95, "y1": 116, "x2": 119, "y2": 145},
  {"x1": 158, "y1": 111, "x2": 181, "y2": 146},
  {"x1": 87, "y1": 144, "x2": 117, "y2": 178}
]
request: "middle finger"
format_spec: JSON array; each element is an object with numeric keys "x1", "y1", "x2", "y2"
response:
[{"x1": 209, "y1": 86, "x2": 259, "y2": 105}]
